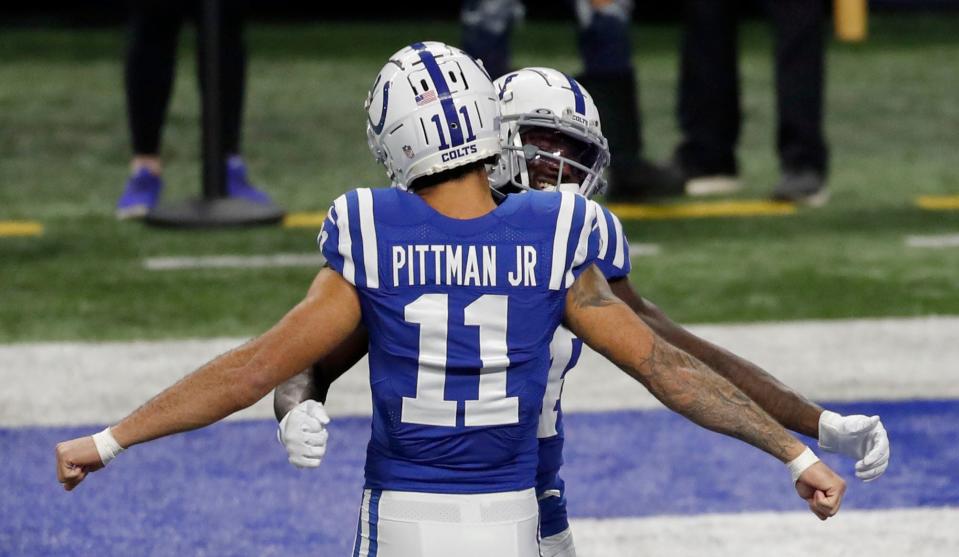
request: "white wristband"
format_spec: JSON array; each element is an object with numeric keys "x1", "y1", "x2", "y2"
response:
[
  {"x1": 92, "y1": 427, "x2": 125, "y2": 466},
  {"x1": 786, "y1": 446, "x2": 820, "y2": 484}
]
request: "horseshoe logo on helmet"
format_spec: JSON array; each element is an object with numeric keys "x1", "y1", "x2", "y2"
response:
[{"x1": 368, "y1": 81, "x2": 391, "y2": 135}]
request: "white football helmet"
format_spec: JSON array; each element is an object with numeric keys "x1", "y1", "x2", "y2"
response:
[
  {"x1": 365, "y1": 41, "x2": 502, "y2": 190},
  {"x1": 491, "y1": 67, "x2": 610, "y2": 198}
]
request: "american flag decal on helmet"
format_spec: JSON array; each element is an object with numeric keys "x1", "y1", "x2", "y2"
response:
[{"x1": 415, "y1": 90, "x2": 438, "y2": 105}]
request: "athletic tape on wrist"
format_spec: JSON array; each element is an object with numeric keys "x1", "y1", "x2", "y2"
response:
[
  {"x1": 92, "y1": 427, "x2": 124, "y2": 466},
  {"x1": 786, "y1": 446, "x2": 820, "y2": 484}
]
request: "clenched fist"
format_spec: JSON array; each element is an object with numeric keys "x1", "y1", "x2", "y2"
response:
[
  {"x1": 795, "y1": 461, "x2": 847, "y2": 520},
  {"x1": 55, "y1": 436, "x2": 103, "y2": 491}
]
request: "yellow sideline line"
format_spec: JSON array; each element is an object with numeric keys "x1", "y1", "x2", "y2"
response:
[
  {"x1": 284, "y1": 212, "x2": 327, "y2": 228},
  {"x1": 917, "y1": 195, "x2": 959, "y2": 211},
  {"x1": 606, "y1": 200, "x2": 796, "y2": 220},
  {"x1": 0, "y1": 220, "x2": 43, "y2": 237}
]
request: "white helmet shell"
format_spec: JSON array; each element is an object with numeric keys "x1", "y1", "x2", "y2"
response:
[
  {"x1": 365, "y1": 41, "x2": 502, "y2": 190},
  {"x1": 491, "y1": 67, "x2": 610, "y2": 198}
]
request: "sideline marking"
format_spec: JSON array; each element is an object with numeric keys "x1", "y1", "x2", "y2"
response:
[
  {"x1": 4, "y1": 316, "x2": 957, "y2": 426},
  {"x1": 0, "y1": 220, "x2": 43, "y2": 237},
  {"x1": 905, "y1": 234, "x2": 959, "y2": 248},
  {"x1": 917, "y1": 195, "x2": 959, "y2": 211},
  {"x1": 607, "y1": 200, "x2": 795, "y2": 220},
  {"x1": 572, "y1": 507, "x2": 959, "y2": 557},
  {"x1": 144, "y1": 253, "x2": 324, "y2": 271},
  {"x1": 142, "y1": 244, "x2": 658, "y2": 272},
  {"x1": 628, "y1": 243, "x2": 660, "y2": 257},
  {"x1": 284, "y1": 212, "x2": 327, "y2": 228}
]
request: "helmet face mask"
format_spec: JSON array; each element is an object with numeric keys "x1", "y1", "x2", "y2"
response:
[
  {"x1": 516, "y1": 127, "x2": 601, "y2": 192},
  {"x1": 365, "y1": 42, "x2": 502, "y2": 191},
  {"x1": 491, "y1": 68, "x2": 610, "y2": 199}
]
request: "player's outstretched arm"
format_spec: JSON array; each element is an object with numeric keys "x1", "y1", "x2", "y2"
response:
[
  {"x1": 563, "y1": 266, "x2": 846, "y2": 519},
  {"x1": 608, "y1": 278, "x2": 822, "y2": 434},
  {"x1": 273, "y1": 326, "x2": 370, "y2": 421},
  {"x1": 55, "y1": 268, "x2": 362, "y2": 491},
  {"x1": 272, "y1": 327, "x2": 370, "y2": 469},
  {"x1": 607, "y1": 278, "x2": 890, "y2": 481}
]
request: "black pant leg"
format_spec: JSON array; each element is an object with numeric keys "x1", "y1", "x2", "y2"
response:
[
  {"x1": 572, "y1": 0, "x2": 644, "y2": 159},
  {"x1": 124, "y1": 0, "x2": 186, "y2": 155},
  {"x1": 460, "y1": 0, "x2": 518, "y2": 79},
  {"x1": 195, "y1": 0, "x2": 248, "y2": 155},
  {"x1": 765, "y1": 0, "x2": 828, "y2": 175},
  {"x1": 675, "y1": 0, "x2": 740, "y2": 176}
]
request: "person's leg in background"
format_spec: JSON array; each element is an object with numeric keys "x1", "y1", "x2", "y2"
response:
[
  {"x1": 766, "y1": 0, "x2": 829, "y2": 205},
  {"x1": 673, "y1": 0, "x2": 742, "y2": 197},
  {"x1": 117, "y1": 0, "x2": 185, "y2": 219},
  {"x1": 196, "y1": 0, "x2": 271, "y2": 204},
  {"x1": 574, "y1": 0, "x2": 685, "y2": 200},
  {"x1": 461, "y1": 0, "x2": 524, "y2": 79}
]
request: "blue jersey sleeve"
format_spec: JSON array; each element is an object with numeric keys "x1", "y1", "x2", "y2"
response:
[
  {"x1": 547, "y1": 192, "x2": 602, "y2": 290},
  {"x1": 591, "y1": 202, "x2": 631, "y2": 281},
  {"x1": 318, "y1": 189, "x2": 381, "y2": 289}
]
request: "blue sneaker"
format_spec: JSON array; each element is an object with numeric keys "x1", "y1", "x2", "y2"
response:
[
  {"x1": 116, "y1": 168, "x2": 163, "y2": 219},
  {"x1": 227, "y1": 157, "x2": 272, "y2": 205}
]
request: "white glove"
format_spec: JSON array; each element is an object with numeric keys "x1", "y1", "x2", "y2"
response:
[
  {"x1": 277, "y1": 400, "x2": 331, "y2": 469},
  {"x1": 818, "y1": 410, "x2": 890, "y2": 482}
]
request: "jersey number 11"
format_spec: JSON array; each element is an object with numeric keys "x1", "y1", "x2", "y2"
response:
[{"x1": 401, "y1": 293, "x2": 519, "y2": 427}]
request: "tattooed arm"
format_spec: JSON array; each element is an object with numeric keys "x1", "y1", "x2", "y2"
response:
[
  {"x1": 608, "y1": 278, "x2": 823, "y2": 437},
  {"x1": 563, "y1": 266, "x2": 845, "y2": 518},
  {"x1": 565, "y1": 266, "x2": 802, "y2": 461}
]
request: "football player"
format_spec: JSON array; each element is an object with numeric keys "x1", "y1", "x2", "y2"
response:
[
  {"x1": 57, "y1": 43, "x2": 846, "y2": 557},
  {"x1": 275, "y1": 67, "x2": 888, "y2": 556}
]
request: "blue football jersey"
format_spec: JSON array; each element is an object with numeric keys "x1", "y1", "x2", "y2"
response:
[
  {"x1": 320, "y1": 187, "x2": 601, "y2": 494},
  {"x1": 535, "y1": 202, "x2": 631, "y2": 538}
]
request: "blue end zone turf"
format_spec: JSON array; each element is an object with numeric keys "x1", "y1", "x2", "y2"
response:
[{"x1": 2, "y1": 400, "x2": 956, "y2": 555}]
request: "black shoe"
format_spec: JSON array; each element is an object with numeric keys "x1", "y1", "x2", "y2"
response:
[
  {"x1": 606, "y1": 158, "x2": 686, "y2": 202},
  {"x1": 576, "y1": 72, "x2": 684, "y2": 201},
  {"x1": 771, "y1": 171, "x2": 829, "y2": 206}
]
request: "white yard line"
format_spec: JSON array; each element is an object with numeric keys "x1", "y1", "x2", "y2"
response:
[
  {"x1": 144, "y1": 253, "x2": 325, "y2": 271},
  {"x1": 572, "y1": 507, "x2": 959, "y2": 557},
  {"x1": 142, "y1": 244, "x2": 658, "y2": 272},
  {"x1": 905, "y1": 233, "x2": 959, "y2": 248},
  {"x1": 627, "y1": 243, "x2": 660, "y2": 257},
  {"x1": 2, "y1": 316, "x2": 957, "y2": 427}
]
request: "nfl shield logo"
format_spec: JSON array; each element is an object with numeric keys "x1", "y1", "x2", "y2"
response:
[{"x1": 403, "y1": 145, "x2": 415, "y2": 159}]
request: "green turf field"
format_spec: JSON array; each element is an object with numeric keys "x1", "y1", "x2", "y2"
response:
[{"x1": 1, "y1": 16, "x2": 957, "y2": 342}]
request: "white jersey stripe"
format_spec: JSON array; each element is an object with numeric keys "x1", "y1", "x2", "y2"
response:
[
  {"x1": 596, "y1": 204, "x2": 610, "y2": 260},
  {"x1": 566, "y1": 198, "x2": 596, "y2": 288},
  {"x1": 548, "y1": 192, "x2": 576, "y2": 290},
  {"x1": 356, "y1": 188, "x2": 379, "y2": 289},
  {"x1": 611, "y1": 212, "x2": 625, "y2": 269},
  {"x1": 538, "y1": 326, "x2": 576, "y2": 438},
  {"x1": 333, "y1": 195, "x2": 356, "y2": 285}
]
